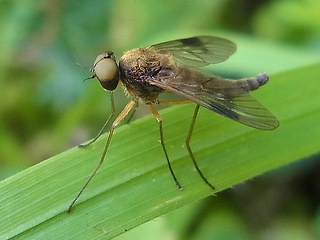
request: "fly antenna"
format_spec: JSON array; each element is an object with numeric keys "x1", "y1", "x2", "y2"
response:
[
  {"x1": 83, "y1": 75, "x2": 95, "y2": 82},
  {"x1": 75, "y1": 62, "x2": 91, "y2": 70}
]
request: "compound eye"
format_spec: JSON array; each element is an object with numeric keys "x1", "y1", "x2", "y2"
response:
[{"x1": 93, "y1": 52, "x2": 119, "y2": 91}]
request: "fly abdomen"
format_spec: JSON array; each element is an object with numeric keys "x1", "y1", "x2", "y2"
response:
[{"x1": 237, "y1": 73, "x2": 269, "y2": 91}]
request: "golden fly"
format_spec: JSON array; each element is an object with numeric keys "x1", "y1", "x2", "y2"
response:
[{"x1": 67, "y1": 36, "x2": 279, "y2": 212}]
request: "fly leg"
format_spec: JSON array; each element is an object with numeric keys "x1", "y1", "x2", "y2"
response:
[
  {"x1": 79, "y1": 92, "x2": 115, "y2": 148},
  {"x1": 186, "y1": 104, "x2": 215, "y2": 190},
  {"x1": 149, "y1": 104, "x2": 182, "y2": 190},
  {"x1": 67, "y1": 98, "x2": 138, "y2": 213},
  {"x1": 125, "y1": 101, "x2": 139, "y2": 124}
]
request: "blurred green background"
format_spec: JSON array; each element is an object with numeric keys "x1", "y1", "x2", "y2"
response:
[{"x1": 0, "y1": 0, "x2": 320, "y2": 239}]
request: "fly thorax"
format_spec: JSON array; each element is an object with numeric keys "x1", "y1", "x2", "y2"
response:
[
  {"x1": 120, "y1": 48, "x2": 163, "y2": 81},
  {"x1": 119, "y1": 48, "x2": 165, "y2": 99}
]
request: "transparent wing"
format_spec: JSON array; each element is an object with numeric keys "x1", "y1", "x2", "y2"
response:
[
  {"x1": 150, "y1": 68, "x2": 279, "y2": 130},
  {"x1": 150, "y1": 36, "x2": 237, "y2": 67}
]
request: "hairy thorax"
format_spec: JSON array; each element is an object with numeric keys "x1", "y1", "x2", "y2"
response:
[{"x1": 119, "y1": 47, "x2": 173, "y2": 103}]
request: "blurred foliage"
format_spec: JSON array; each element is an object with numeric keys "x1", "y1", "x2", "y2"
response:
[{"x1": 0, "y1": 0, "x2": 319, "y2": 239}]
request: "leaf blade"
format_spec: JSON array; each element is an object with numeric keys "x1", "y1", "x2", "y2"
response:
[{"x1": 1, "y1": 63, "x2": 320, "y2": 239}]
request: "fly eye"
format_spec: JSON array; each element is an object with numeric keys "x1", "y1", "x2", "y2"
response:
[{"x1": 93, "y1": 51, "x2": 119, "y2": 91}]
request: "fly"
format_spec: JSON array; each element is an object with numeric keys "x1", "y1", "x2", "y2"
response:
[{"x1": 66, "y1": 36, "x2": 279, "y2": 212}]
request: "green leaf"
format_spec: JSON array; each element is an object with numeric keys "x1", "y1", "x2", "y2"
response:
[{"x1": 1, "y1": 63, "x2": 320, "y2": 239}]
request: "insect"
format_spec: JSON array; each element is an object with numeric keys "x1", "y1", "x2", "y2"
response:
[{"x1": 66, "y1": 36, "x2": 279, "y2": 212}]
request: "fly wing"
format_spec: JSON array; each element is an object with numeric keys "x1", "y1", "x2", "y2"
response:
[
  {"x1": 150, "y1": 68, "x2": 279, "y2": 130},
  {"x1": 150, "y1": 36, "x2": 236, "y2": 67}
]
